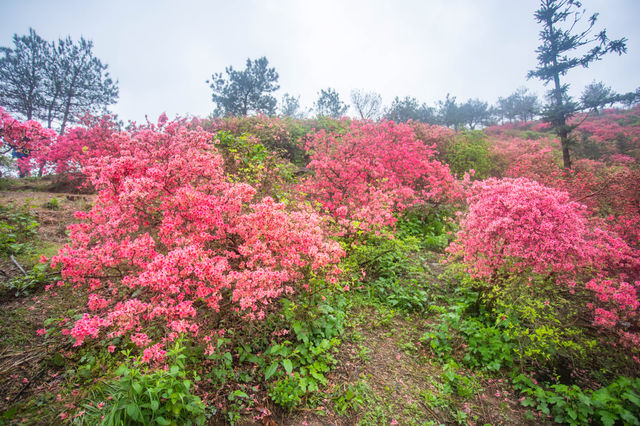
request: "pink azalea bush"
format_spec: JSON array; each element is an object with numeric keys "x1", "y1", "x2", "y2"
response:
[
  {"x1": 451, "y1": 177, "x2": 640, "y2": 347},
  {"x1": 452, "y1": 177, "x2": 597, "y2": 281},
  {"x1": 586, "y1": 277, "x2": 640, "y2": 347},
  {"x1": 499, "y1": 138, "x2": 640, "y2": 250},
  {"x1": 300, "y1": 120, "x2": 460, "y2": 236},
  {"x1": 489, "y1": 136, "x2": 562, "y2": 180},
  {"x1": 50, "y1": 118, "x2": 344, "y2": 359},
  {"x1": 408, "y1": 121, "x2": 456, "y2": 162},
  {"x1": 0, "y1": 108, "x2": 125, "y2": 181},
  {"x1": 0, "y1": 107, "x2": 56, "y2": 176},
  {"x1": 571, "y1": 106, "x2": 640, "y2": 160},
  {"x1": 40, "y1": 115, "x2": 123, "y2": 178}
]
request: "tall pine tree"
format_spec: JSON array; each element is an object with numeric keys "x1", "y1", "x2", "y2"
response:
[
  {"x1": 0, "y1": 28, "x2": 118, "y2": 133},
  {"x1": 528, "y1": 0, "x2": 627, "y2": 169}
]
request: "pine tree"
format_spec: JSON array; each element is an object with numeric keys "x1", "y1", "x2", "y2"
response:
[{"x1": 528, "y1": 0, "x2": 627, "y2": 169}]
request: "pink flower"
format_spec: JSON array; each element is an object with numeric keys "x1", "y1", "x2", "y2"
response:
[{"x1": 142, "y1": 343, "x2": 166, "y2": 363}]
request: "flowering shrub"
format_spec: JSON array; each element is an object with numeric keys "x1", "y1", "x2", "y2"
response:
[
  {"x1": 485, "y1": 107, "x2": 640, "y2": 164},
  {"x1": 40, "y1": 115, "x2": 123, "y2": 179},
  {"x1": 571, "y1": 107, "x2": 640, "y2": 160},
  {"x1": 484, "y1": 121, "x2": 550, "y2": 140},
  {"x1": 452, "y1": 178, "x2": 601, "y2": 281},
  {"x1": 586, "y1": 278, "x2": 640, "y2": 347},
  {"x1": 563, "y1": 160, "x2": 640, "y2": 250},
  {"x1": 501, "y1": 143, "x2": 640, "y2": 250},
  {"x1": 50, "y1": 118, "x2": 343, "y2": 358},
  {"x1": 200, "y1": 115, "x2": 314, "y2": 164},
  {"x1": 485, "y1": 120, "x2": 640, "y2": 254},
  {"x1": 0, "y1": 109, "x2": 125, "y2": 181},
  {"x1": 451, "y1": 177, "x2": 640, "y2": 349},
  {"x1": 0, "y1": 107, "x2": 56, "y2": 176},
  {"x1": 407, "y1": 121, "x2": 455, "y2": 162},
  {"x1": 489, "y1": 136, "x2": 561, "y2": 180},
  {"x1": 300, "y1": 120, "x2": 460, "y2": 236},
  {"x1": 214, "y1": 130, "x2": 296, "y2": 198}
]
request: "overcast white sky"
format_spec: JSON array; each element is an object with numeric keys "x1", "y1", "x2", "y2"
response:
[{"x1": 1, "y1": 0, "x2": 638, "y2": 122}]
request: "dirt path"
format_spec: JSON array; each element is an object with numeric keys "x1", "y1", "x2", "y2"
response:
[{"x1": 278, "y1": 258, "x2": 531, "y2": 426}]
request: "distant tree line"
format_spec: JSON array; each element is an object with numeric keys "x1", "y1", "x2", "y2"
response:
[
  {"x1": 208, "y1": 56, "x2": 637, "y2": 131},
  {"x1": 3, "y1": 5, "x2": 638, "y2": 146}
]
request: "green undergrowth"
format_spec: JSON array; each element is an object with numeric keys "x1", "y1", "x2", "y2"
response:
[
  {"x1": 75, "y1": 341, "x2": 206, "y2": 426},
  {"x1": 418, "y1": 261, "x2": 640, "y2": 425},
  {"x1": 443, "y1": 130, "x2": 496, "y2": 179},
  {"x1": 216, "y1": 130, "x2": 299, "y2": 202},
  {"x1": 0, "y1": 176, "x2": 53, "y2": 192},
  {"x1": 0, "y1": 202, "x2": 39, "y2": 257},
  {"x1": 514, "y1": 374, "x2": 640, "y2": 425},
  {"x1": 11, "y1": 285, "x2": 350, "y2": 425},
  {"x1": 0, "y1": 202, "x2": 60, "y2": 298},
  {"x1": 342, "y1": 208, "x2": 455, "y2": 314}
]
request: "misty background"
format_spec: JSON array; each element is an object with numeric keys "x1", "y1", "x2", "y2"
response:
[{"x1": 1, "y1": 0, "x2": 638, "y2": 122}]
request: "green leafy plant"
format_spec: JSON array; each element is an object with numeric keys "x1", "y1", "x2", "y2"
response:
[
  {"x1": 262, "y1": 292, "x2": 346, "y2": 410},
  {"x1": 514, "y1": 374, "x2": 640, "y2": 426},
  {"x1": 438, "y1": 262, "x2": 614, "y2": 378},
  {"x1": 5, "y1": 261, "x2": 52, "y2": 296},
  {"x1": 78, "y1": 340, "x2": 206, "y2": 425},
  {"x1": 420, "y1": 289, "x2": 514, "y2": 372},
  {"x1": 44, "y1": 197, "x2": 60, "y2": 210},
  {"x1": 204, "y1": 336, "x2": 234, "y2": 386},
  {"x1": 268, "y1": 374, "x2": 306, "y2": 411},
  {"x1": 345, "y1": 232, "x2": 432, "y2": 312},
  {"x1": 460, "y1": 317, "x2": 514, "y2": 372},
  {"x1": 342, "y1": 208, "x2": 455, "y2": 314},
  {"x1": 215, "y1": 130, "x2": 296, "y2": 198},
  {"x1": 332, "y1": 382, "x2": 367, "y2": 415},
  {"x1": 0, "y1": 202, "x2": 38, "y2": 256},
  {"x1": 226, "y1": 389, "x2": 252, "y2": 424},
  {"x1": 442, "y1": 130, "x2": 495, "y2": 179},
  {"x1": 396, "y1": 207, "x2": 456, "y2": 251},
  {"x1": 440, "y1": 362, "x2": 478, "y2": 398}
]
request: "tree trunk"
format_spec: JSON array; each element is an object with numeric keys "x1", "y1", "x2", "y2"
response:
[
  {"x1": 546, "y1": 13, "x2": 572, "y2": 170},
  {"x1": 60, "y1": 71, "x2": 78, "y2": 134},
  {"x1": 561, "y1": 133, "x2": 572, "y2": 170},
  {"x1": 46, "y1": 92, "x2": 59, "y2": 129},
  {"x1": 60, "y1": 89, "x2": 74, "y2": 134},
  {"x1": 60, "y1": 102, "x2": 70, "y2": 134}
]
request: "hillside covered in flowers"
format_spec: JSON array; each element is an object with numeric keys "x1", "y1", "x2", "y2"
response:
[{"x1": 1, "y1": 106, "x2": 639, "y2": 425}]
